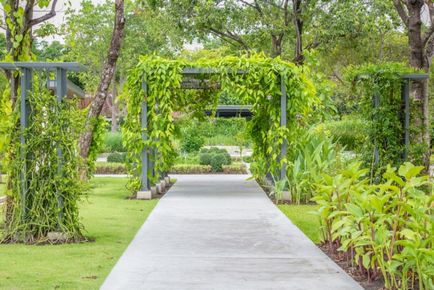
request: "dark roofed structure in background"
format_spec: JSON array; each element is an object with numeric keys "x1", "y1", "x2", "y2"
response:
[{"x1": 205, "y1": 105, "x2": 252, "y2": 118}]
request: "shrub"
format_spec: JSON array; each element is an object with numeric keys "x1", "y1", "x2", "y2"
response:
[
  {"x1": 210, "y1": 153, "x2": 227, "y2": 172},
  {"x1": 95, "y1": 162, "x2": 127, "y2": 174},
  {"x1": 222, "y1": 163, "x2": 248, "y2": 174},
  {"x1": 169, "y1": 164, "x2": 212, "y2": 174},
  {"x1": 107, "y1": 152, "x2": 126, "y2": 163},
  {"x1": 181, "y1": 127, "x2": 204, "y2": 153},
  {"x1": 199, "y1": 153, "x2": 212, "y2": 165},
  {"x1": 104, "y1": 132, "x2": 125, "y2": 152},
  {"x1": 323, "y1": 117, "x2": 367, "y2": 151},
  {"x1": 242, "y1": 155, "x2": 253, "y2": 163},
  {"x1": 199, "y1": 147, "x2": 231, "y2": 172}
]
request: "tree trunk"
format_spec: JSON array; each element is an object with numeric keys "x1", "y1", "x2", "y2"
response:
[
  {"x1": 406, "y1": 0, "x2": 431, "y2": 168},
  {"x1": 111, "y1": 68, "x2": 118, "y2": 132},
  {"x1": 293, "y1": 0, "x2": 304, "y2": 65},
  {"x1": 271, "y1": 34, "x2": 283, "y2": 57},
  {"x1": 79, "y1": 0, "x2": 125, "y2": 159}
]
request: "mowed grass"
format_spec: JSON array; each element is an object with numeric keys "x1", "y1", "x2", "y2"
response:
[
  {"x1": 278, "y1": 204, "x2": 321, "y2": 244},
  {"x1": 0, "y1": 177, "x2": 158, "y2": 290}
]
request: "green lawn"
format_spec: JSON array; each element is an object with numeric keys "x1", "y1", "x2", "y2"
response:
[
  {"x1": 0, "y1": 177, "x2": 158, "y2": 290},
  {"x1": 278, "y1": 204, "x2": 321, "y2": 244}
]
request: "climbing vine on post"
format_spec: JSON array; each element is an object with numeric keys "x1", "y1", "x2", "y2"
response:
[
  {"x1": 0, "y1": 63, "x2": 88, "y2": 244},
  {"x1": 123, "y1": 54, "x2": 318, "y2": 194},
  {"x1": 345, "y1": 62, "x2": 428, "y2": 180}
]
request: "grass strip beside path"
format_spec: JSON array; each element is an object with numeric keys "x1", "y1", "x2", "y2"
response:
[
  {"x1": 278, "y1": 204, "x2": 321, "y2": 244},
  {"x1": 0, "y1": 177, "x2": 157, "y2": 290}
]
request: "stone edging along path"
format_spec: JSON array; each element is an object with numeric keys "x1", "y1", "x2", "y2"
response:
[{"x1": 101, "y1": 174, "x2": 362, "y2": 290}]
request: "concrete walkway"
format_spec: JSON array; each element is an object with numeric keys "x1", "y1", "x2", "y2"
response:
[{"x1": 101, "y1": 175, "x2": 362, "y2": 290}]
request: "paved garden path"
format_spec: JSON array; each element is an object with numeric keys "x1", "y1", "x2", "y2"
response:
[{"x1": 101, "y1": 175, "x2": 362, "y2": 290}]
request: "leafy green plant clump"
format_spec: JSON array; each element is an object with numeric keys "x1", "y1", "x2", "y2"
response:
[
  {"x1": 107, "y1": 152, "x2": 126, "y2": 163},
  {"x1": 313, "y1": 162, "x2": 433, "y2": 289},
  {"x1": 2, "y1": 82, "x2": 87, "y2": 243},
  {"x1": 269, "y1": 126, "x2": 343, "y2": 204},
  {"x1": 180, "y1": 127, "x2": 205, "y2": 153},
  {"x1": 103, "y1": 132, "x2": 125, "y2": 153},
  {"x1": 323, "y1": 116, "x2": 367, "y2": 151},
  {"x1": 199, "y1": 147, "x2": 231, "y2": 172}
]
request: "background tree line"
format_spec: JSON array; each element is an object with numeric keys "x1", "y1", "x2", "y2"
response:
[{"x1": 0, "y1": 0, "x2": 431, "y2": 166}]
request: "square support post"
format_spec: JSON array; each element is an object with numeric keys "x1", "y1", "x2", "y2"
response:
[
  {"x1": 401, "y1": 79, "x2": 410, "y2": 160},
  {"x1": 280, "y1": 74, "x2": 287, "y2": 181},
  {"x1": 20, "y1": 67, "x2": 32, "y2": 219},
  {"x1": 56, "y1": 68, "x2": 67, "y2": 226},
  {"x1": 373, "y1": 94, "x2": 380, "y2": 168},
  {"x1": 140, "y1": 81, "x2": 150, "y2": 191}
]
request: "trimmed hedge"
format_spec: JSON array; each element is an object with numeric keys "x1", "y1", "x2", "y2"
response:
[
  {"x1": 95, "y1": 162, "x2": 247, "y2": 175},
  {"x1": 95, "y1": 162, "x2": 126, "y2": 174},
  {"x1": 169, "y1": 164, "x2": 212, "y2": 174},
  {"x1": 222, "y1": 163, "x2": 248, "y2": 174}
]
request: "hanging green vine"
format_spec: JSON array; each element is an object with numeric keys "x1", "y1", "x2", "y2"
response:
[
  {"x1": 1, "y1": 72, "x2": 88, "y2": 243},
  {"x1": 123, "y1": 54, "x2": 318, "y2": 193},
  {"x1": 345, "y1": 62, "x2": 422, "y2": 180}
]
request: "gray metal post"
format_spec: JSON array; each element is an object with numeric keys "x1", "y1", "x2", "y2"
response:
[
  {"x1": 402, "y1": 80, "x2": 410, "y2": 160},
  {"x1": 20, "y1": 68, "x2": 32, "y2": 219},
  {"x1": 141, "y1": 81, "x2": 149, "y2": 190},
  {"x1": 280, "y1": 74, "x2": 287, "y2": 181},
  {"x1": 56, "y1": 68, "x2": 67, "y2": 226},
  {"x1": 373, "y1": 94, "x2": 380, "y2": 167}
]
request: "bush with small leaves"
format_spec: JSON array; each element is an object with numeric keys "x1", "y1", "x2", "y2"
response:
[
  {"x1": 199, "y1": 147, "x2": 231, "y2": 172},
  {"x1": 181, "y1": 127, "x2": 204, "y2": 153},
  {"x1": 210, "y1": 153, "x2": 227, "y2": 172},
  {"x1": 107, "y1": 152, "x2": 126, "y2": 163},
  {"x1": 104, "y1": 132, "x2": 125, "y2": 152},
  {"x1": 199, "y1": 153, "x2": 212, "y2": 165}
]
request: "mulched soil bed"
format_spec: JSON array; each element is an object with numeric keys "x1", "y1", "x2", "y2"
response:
[{"x1": 319, "y1": 243, "x2": 385, "y2": 290}]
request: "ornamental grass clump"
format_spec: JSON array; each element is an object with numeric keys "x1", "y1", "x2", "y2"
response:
[
  {"x1": 1, "y1": 80, "x2": 88, "y2": 244},
  {"x1": 313, "y1": 162, "x2": 434, "y2": 289}
]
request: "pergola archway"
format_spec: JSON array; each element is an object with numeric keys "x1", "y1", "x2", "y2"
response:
[
  {"x1": 122, "y1": 56, "x2": 318, "y2": 198},
  {"x1": 139, "y1": 67, "x2": 288, "y2": 191}
]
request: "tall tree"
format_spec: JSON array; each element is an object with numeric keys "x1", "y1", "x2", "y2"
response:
[
  {"x1": 79, "y1": 0, "x2": 125, "y2": 160},
  {"x1": 392, "y1": 0, "x2": 432, "y2": 167},
  {"x1": 155, "y1": 0, "x2": 317, "y2": 62},
  {"x1": 0, "y1": 0, "x2": 59, "y2": 102}
]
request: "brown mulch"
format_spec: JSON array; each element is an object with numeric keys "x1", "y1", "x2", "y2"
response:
[{"x1": 319, "y1": 243, "x2": 385, "y2": 290}]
